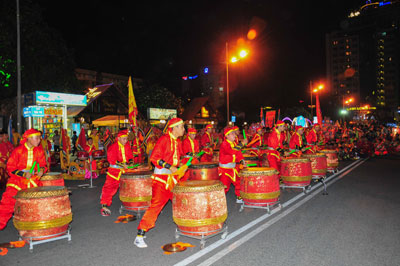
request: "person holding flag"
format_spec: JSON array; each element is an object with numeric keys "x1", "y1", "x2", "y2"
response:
[
  {"x1": 0, "y1": 129, "x2": 47, "y2": 230},
  {"x1": 200, "y1": 124, "x2": 214, "y2": 162},
  {"x1": 100, "y1": 129, "x2": 134, "y2": 216},
  {"x1": 134, "y1": 118, "x2": 185, "y2": 248}
]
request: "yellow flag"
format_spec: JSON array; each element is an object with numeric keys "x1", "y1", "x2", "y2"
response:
[{"x1": 128, "y1": 76, "x2": 138, "y2": 126}]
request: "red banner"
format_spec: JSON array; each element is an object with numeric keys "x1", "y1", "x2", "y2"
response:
[{"x1": 265, "y1": 111, "x2": 276, "y2": 128}]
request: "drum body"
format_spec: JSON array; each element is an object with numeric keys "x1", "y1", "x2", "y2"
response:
[
  {"x1": 188, "y1": 162, "x2": 219, "y2": 181},
  {"x1": 302, "y1": 153, "x2": 327, "y2": 177},
  {"x1": 240, "y1": 167, "x2": 280, "y2": 206},
  {"x1": 119, "y1": 170, "x2": 153, "y2": 211},
  {"x1": 93, "y1": 150, "x2": 104, "y2": 159},
  {"x1": 77, "y1": 151, "x2": 88, "y2": 161},
  {"x1": 40, "y1": 172, "x2": 65, "y2": 187},
  {"x1": 320, "y1": 149, "x2": 339, "y2": 171},
  {"x1": 13, "y1": 186, "x2": 72, "y2": 239},
  {"x1": 280, "y1": 158, "x2": 312, "y2": 186},
  {"x1": 172, "y1": 180, "x2": 227, "y2": 236}
]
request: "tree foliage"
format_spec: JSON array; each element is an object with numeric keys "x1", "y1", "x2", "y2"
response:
[{"x1": 0, "y1": 0, "x2": 79, "y2": 98}]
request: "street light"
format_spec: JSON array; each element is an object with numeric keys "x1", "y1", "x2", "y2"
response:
[
  {"x1": 226, "y1": 42, "x2": 249, "y2": 125},
  {"x1": 309, "y1": 82, "x2": 324, "y2": 118}
]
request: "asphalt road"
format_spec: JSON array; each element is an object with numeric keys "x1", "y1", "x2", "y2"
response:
[{"x1": 1, "y1": 156, "x2": 399, "y2": 266}]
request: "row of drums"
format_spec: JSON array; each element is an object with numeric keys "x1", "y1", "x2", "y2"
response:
[
  {"x1": 119, "y1": 149, "x2": 339, "y2": 236},
  {"x1": 13, "y1": 173, "x2": 72, "y2": 240}
]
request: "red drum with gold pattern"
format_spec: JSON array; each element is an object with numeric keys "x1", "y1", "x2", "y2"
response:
[
  {"x1": 172, "y1": 180, "x2": 227, "y2": 236},
  {"x1": 240, "y1": 167, "x2": 280, "y2": 206},
  {"x1": 188, "y1": 162, "x2": 219, "y2": 181},
  {"x1": 13, "y1": 186, "x2": 72, "y2": 239},
  {"x1": 40, "y1": 172, "x2": 65, "y2": 187},
  {"x1": 280, "y1": 158, "x2": 312, "y2": 186},
  {"x1": 320, "y1": 149, "x2": 339, "y2": 172},
  {"x1": 93, "y1": 150, "x2": 105, "y2": 159},
  {"x1": 302, "y1": 153, "x2": 327, "y2": 177},
  {"x1": 119, "y1": 170, "x2": 152, "y2": 211},
  {"x1": 77, "y1": 151, "x2": 88, "y2": 161}
]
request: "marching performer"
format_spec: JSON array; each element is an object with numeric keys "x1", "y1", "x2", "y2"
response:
[
  {"x1": 100, "y1": 129, "x2": 134, "y2": 216},
  {"x1": 131, "y1": 127, "x2": 144, "y2": 164},
  {"x1": 134, "y1": 118, "x2": 185, "y2": 248},
  {"x1": 182, "y1": 128, "x2": 200, "y2": 165},
  {"x1": 219, "y1": 127, "x2": 248, "y2": 203},
  {"x1": 84, "y1": 137, "x2": 98, "y2": 179},
  {"x1": 266, "y1": 120, "x2": 287, "y2": 173},
  {"x1": 200, "y1": 124, "x2": 214, "y2": 162},
  {"x1": 0, "y1": 129, "x2": 47, "y2": 230},
  {"x1": 306, "y1": 123, "x2": 323, "y2": 153}
]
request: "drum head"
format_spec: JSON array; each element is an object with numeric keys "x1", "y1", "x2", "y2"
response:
[{"x1": 189, "y1": 162, "x2": 218, "y2": 169}]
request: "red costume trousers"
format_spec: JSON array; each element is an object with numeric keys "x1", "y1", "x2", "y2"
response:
[
  {"x1": 138, "y1": 175, "x2": 173, "y2": 232},
  {"x1": 0, "y1": 176, "x2": 42, "y2": 230},
  {"x1": 100, "y1": 168, "x2": 122, "y2": 206},
  {"x1": 218, "y1": 167, "x2": 240, "y2": 197},
  {"x1": 267, "y1": 151, "x2": 281, "y2": 174}
]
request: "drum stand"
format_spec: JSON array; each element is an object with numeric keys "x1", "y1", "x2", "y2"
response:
[
  {"x1": 19, "y1": 226, "x2": 71, "y2": 252},
  {"x1": 280, "y1": 184, "x2": 312, "y2": 194},
  {"x1": 174, "y1": 224, "x2": 228, "y2": 249},
  {"x1": 312, "y1": 174, "x2": 328, "y2": 195},
  {"x1": 239, "y1": 200, "x2": 281, "y2": 214},
  {"x1": 327, "y1": 168, "x2": 339, "y2": 174},
  {"x1": 119, "y1": 205, "x2": 149, "y2": 218}
]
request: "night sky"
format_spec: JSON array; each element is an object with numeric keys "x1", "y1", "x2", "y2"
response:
[{"x1": 36, "y1": 0, "x2": 363, "y2": 116}]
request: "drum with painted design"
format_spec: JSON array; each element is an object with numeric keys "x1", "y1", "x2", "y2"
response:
[
  {"x1": 302, "y1": 153, "x2": 327, "y2": 178},
  {"x1": 40, "y1": 172, "x2": 65, "y2": 187},
  {"x1": 119, "y1": 170, "x2": 153, "y2": 211},
  {"x1": 188, "y1": 162, "x2": 219, "y2": 181},
  {"x1": 320, "y1": 149, "x2": 339, "y2": 172},
  {"x1": 172, "y1": 180, "x2": 227, "y2": 236},
  {"x1": 280, "y1": 158, "x2": 312, "y2": 186},
  {"x1": 13, "y1": 186, "x2": 72, "y2": 240},
  {"x1": 240, "y1": 167, "x2": 280, "y2": 206}
]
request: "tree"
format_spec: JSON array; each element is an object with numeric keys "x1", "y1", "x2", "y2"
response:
[{"x1": 0, "y1": 1, "x2": 79, "y2": 98}]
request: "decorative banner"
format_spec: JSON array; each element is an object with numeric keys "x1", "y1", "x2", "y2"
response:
[
  {"x1": 147, "y1": 108, "x2": 177, "y2": 120},
  {"x1": 264, "y1": 110, "x2": 276, "y2": 128},
  {"x1": 36, "y1": 91, "x2": 87, "y2": 106}
]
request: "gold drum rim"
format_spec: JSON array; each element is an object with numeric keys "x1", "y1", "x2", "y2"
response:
[
  {"x1": 173, "y1": 213, "x2": 227, "y2": 227},
  {"x1": 40, "y1": 172, "x2": 62, "y2": 181},
  {"x1": 302, "y1": 153, "x2": 327, "y2": 158},
  {"x1": 15, "y1": 186, "x2": 68, "y2": 199},
  {"x1": 172, "y1": 180, "x2": 224, "y2": 193},
  {"x1": 121, "y1": 170, "x2": 153, "y2": 179},
  {"x1": 240, "y1": 167, "x2": 278, "y2": 177},
  {"x1": 281, "y1": 158, "x2": 310, "y2": 163}
]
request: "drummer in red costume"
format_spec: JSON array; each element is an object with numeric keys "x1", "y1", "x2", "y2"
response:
[
  {"x1": 0, "y1": 129, "x2": 47, "y2": 230},
  {"x1": 247, "y1": 126, "x2": 263, "y2": 148},
  {"x1": 200, "y1": 124, "x2": 214, "y2": 162},
  {"x1": 134, "y1": 118, "x2": 185, "y2": 248},
  {"x1": 266, "y1": 120, "x2": 288, "y2": 173},
  {"x1": 100, "y1": 129, "x2": 134, "y2": 216},
  {"x1": 131, "y1": 127, "x2": 144, "y2": 164},
  {"x1": 289, "y1": 126, "x2": 306, "y2": 157},
  {"x1": 182, "y1": 128, "x2": 200, "y2": 165},
  {"x1": 219, "y1": 127, "x2": 248, "y2": 203},
  {"x1": 306, "y1": 123, "x2": 322, "y2": 153}
]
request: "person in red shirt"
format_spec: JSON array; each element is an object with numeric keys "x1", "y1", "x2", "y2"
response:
[
  {"x1": 131, "y1": 127, "x2": 144, "y2": 164},
  {"x1": 0, "y1": 129, "x2": 47, "y2": 230},
  {"x1": 247, "y1": 126, "x2": 263, "y2": 148},
  {"x1": 0, "y1": 133, "x2": 10, "y2": 188},
  {"x1": 289, "y1": 126, "x2": 306, "y2": 157},
  {"x1": 182, "y1": 128, "x2": 200, "y2": 165},
  {"x1": 266, "y1": 120, "x2": 288, "y2": 173},
  {"x1": 219, "y1": 127, "x2": 248, "y2": 203},
  {"x1": 200, "y1": 124, "x2": 214, "y2": 162},
  {"x1": 84, "y1": 137, "x2": 98, "y2": 179},
  {"x1": 134, "y1": 118, "x2": 185, "y2": 248},
  {"x1": 306, "y1": 124, "x2": 322, "y2": 153},
  {"x1": 1, "y1": 132, "x2": 14, "y2": 155},
  {"x1": 100, "y1": 129, "x2": 134, "y2": 216}
]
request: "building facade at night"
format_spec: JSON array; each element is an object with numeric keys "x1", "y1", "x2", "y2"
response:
[{"x1": 326, "y1": 1, "x2": 400, "y2": 118}]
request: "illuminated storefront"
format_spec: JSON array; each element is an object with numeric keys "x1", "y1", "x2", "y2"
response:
[{"x1": 23, "y1": 91, "x2": 87, "y2": 138}]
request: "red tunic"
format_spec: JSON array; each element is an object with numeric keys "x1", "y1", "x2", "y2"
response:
[
  {"x1": 247, "y1": 133, "x2": 263, "y2": 148},
  {"x1": 0, "y1": 142, "x2": 9, "y2": 165},
  {"x1": 289, "y1": 132, "x2": 304, "y2": 150},
  {"x1": 266, "y1": 128, "x2": 284, "y2": 172},
  {"x1": 200, "y1": 132, "x2": 213, "y2": 162},
  {"x1": 150, "y1": 132, "x2": 182, "y2": 170},
  {"x1": 219, "y1": 139, "x2": 244, "y2": 197}
]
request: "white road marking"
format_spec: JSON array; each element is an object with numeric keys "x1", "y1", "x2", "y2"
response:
[{"x1": 174, "y1": 159, "x2": 366, "y2": 266}]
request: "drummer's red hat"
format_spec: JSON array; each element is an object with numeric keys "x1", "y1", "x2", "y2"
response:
[
  {"x1": 168, "y1": 118, "x2": 184, "y2": 128},
  {"x1": 205, "y1": 124, "x2": 213, "y2": 130},
  {"x1": 117, "y1": 129, "x2": 129, "y2": 138},
  {"x1": 20, "y1": 128, "x2": 41, "y2": 144},
  {"x1": 224, "y1": 127, "x2": 235, "y2": 136},
  {"x1": 275, "y1": 120, "x2": 285, "y2": 127},
  {"x1": 187, "y1": 128, "x2": 196, "y2": 134}
]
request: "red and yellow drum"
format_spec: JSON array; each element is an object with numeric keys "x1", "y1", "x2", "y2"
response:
[
  {"x1": 119, "y1": 170, "x2": 152, "y2": 211},
  {"x1": 13, "y1": 186, "x2": 72, "y2": 239},
  {"x1": 93, "y1": 150, "x2": 105, "y2": 159},
  {"x1": 77, "y1": 151, "x2": 88, "y2": 161},
  {"x1": 40, "y1": 172, "x2": 65, "y2": 187},
  {"x1": 320, "y1": 149, "x2": 339, "y2": 172},
  {"x1": 240, "y1": 167, "x2": 280, "y2": 206},
  {"x1": 188, "y1": 162, "x2": 219, "y2": 181},
  {"x1": 280, "y1": 158, "x2": 312, "y2": 186},
  {"x1": 172, "y1": 180, "x2": 227, "y2": 236},
  {"x1": 302, "y1": 153, "x2": 327, "y2": 177}
]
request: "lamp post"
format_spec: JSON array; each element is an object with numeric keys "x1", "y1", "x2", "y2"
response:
[{"x1": 16, "y1": 0, "x2": 22, "y2": 133}]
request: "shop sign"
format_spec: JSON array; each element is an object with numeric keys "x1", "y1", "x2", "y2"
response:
[
  {"x1": 36, "y1": 91, "x2": 87, "y2": 106},
  {"x1": 23, "y1": 107, "x2": 32, "y2": 117},
  {"x1": 31, "y1": 106, "x2": 45, "y2": 117},
  {"x1": 44, "y1": 107, "x2": 63, "y2": 116},
  {"x1": 147, "y1": 108, "x2": 177, "y2": 120}
]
